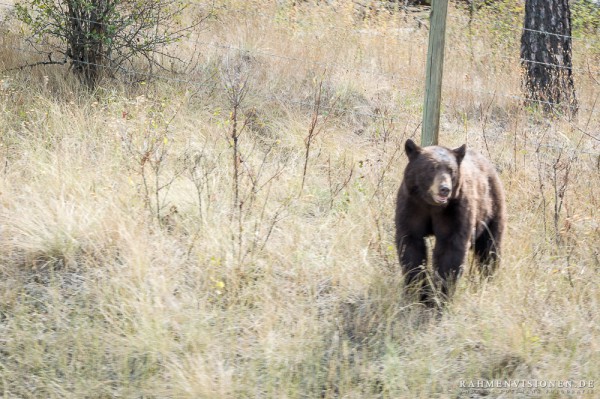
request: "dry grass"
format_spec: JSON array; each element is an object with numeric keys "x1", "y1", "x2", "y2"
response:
[{"x1": 0, "y1": 1, "x2": 599, "y2": 398}]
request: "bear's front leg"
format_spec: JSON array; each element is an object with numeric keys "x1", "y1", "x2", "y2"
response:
[
  {"x1": 432, "y1": 232, "x2": 470, "y2": 304},
  {"x1": 397, "y1": 234, "x2": 431, "y2": 304}
]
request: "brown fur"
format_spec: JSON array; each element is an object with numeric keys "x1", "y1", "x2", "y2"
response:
[{"x1": 395, "y1": 139, "x2": 506, "y2": 306}]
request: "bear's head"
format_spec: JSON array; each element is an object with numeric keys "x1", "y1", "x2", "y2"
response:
[{"x1": 403, "y1": 139, "x2": 466, "y2": 207}]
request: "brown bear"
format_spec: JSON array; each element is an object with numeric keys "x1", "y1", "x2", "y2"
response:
[{"x1": 395, "y1": 139, "x2": 505, "y2": 306}]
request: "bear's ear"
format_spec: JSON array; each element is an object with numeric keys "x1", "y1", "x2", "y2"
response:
[
  {"x1": 405, "y1": 139, "x2": 421, "y2": 161},
  {"x1": 453, "y1": 144, "x2": 467, "y2": 164}
]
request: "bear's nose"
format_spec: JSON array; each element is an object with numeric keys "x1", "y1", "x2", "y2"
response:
[{"x1": 439, "y1": 185, "x2": 450, "y2": 197}]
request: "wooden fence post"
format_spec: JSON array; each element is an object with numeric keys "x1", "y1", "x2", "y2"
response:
[{"x1": 421, "y1": 0, "x2": 449, "y2": 147}]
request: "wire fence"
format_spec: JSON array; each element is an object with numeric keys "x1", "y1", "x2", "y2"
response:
[
  {"x1": 447, "y1": 11, "x2": 600, "y2": 46},
  {"x1": 1, "y1": 1, "x2": 599, "y2": 152}
]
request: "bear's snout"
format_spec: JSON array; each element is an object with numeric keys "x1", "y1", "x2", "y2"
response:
[
  {"x1": 439, "y1": 184, "x2": 451, "y2": 197},
  {"x1": 427, "y1": 173, "x2": 453, "y2": 205}
]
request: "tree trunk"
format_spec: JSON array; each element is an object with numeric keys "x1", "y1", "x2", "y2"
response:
[
  {"x1": 520, "y1": 0, "x2": 577, "y2": 115},
  {"x1": 67, "y1": 0, "x2": 108, "y2": 87}
]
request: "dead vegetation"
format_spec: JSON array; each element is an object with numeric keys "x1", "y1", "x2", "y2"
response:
[{"x1": 0, "y1": 0, "x2": 598, "y2": 397}]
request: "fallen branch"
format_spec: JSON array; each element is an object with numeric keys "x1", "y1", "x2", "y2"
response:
[{"x1": 3, "y1": 52, "x2": 67, "y2": 72}]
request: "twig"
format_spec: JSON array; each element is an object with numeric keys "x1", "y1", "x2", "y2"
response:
[{"x1": 4, "y1": 52, "x2": 67, "y2": 71}]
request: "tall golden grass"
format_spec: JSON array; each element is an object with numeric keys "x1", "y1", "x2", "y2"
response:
[{"x1": 0, "y1": 0, "x2": 598, "y2": 397}]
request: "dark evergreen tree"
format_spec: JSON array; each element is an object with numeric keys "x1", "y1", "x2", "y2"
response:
[{"x1": 521, "y1": 0, "x2": 578, "y2": 114}]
